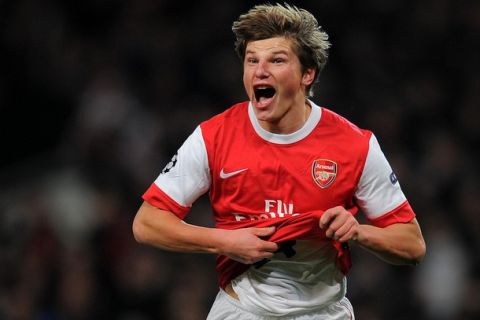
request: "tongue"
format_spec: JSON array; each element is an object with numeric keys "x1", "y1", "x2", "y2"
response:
[
  {"x1": 258, "y1": 96, "x2": 270, "y2": 103},
  {"x1": 257, "y1": 96, "x2": 274, "y2": 108}
]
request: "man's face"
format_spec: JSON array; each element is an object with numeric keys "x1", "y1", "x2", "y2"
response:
[{"x1": 243, "y1": 36, "x2": 315, "y2": 133}]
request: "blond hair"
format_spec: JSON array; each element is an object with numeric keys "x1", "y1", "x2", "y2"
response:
[{"x1": 232, "y1": 3, "x2": 331, "y2": 96}]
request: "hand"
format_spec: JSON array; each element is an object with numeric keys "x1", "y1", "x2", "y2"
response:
[
  {"x1": 221, "y1": 227, "x2": 279, "y2": 264},
  {"x1": 319, "y1": 206, "x2": 359, "y2": 242}
]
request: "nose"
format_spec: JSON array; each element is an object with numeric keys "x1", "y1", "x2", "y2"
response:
[{"x1": 254, "y1": 60, "x2": 270, "y2": 78}]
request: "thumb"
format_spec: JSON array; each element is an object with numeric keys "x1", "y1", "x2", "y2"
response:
[{"x1": 253, "y1": 226, "x2": 276, "y2": 237}]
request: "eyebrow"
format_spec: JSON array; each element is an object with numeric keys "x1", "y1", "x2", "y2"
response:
[{"x1": 245, "y1": 49, "x2": 290, "y2": 55}]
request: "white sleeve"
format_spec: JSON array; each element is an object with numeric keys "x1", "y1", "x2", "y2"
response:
[
  {"x1": 154, "y1": 126, "x2": 211, "y2": 207},
  {"x1": 354, "y1": 134, "x2": 407, "y2": 220}
]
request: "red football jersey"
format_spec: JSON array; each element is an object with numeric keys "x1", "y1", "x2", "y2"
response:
[{"x1": 143, "y1": 101, "x2": 415, "y2": 313}]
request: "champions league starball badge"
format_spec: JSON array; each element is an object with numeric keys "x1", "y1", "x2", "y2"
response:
[{"x1": 312, "y1": 159, "x2": 337, "y2": 188}]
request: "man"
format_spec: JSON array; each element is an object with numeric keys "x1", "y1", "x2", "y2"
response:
[{"x1": 133, "y1": 4, "x2": 426, "y2": 319}]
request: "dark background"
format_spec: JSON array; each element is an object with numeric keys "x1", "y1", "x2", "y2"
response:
[{"x1": 1, "y1": 0, "x2": 479, "y2": 319}]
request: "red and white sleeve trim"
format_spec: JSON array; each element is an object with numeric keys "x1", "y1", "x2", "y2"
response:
[
  {"x1": 368, "y1": 200, "x2": 416, "y2": 228},
  {"x1": 142, "y1": 183, "x2": 190, "y2": 219}
]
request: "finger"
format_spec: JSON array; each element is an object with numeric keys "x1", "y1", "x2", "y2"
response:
[
  {"x1": 338, "y1": 227, "x2": 358, "y2": 243},
  {"x1": 319, "y1": 209, "x2": 337, "y2": 229},
  {"x1": 329, "y1": 214, "x2": 352, "y2": 235},
  {"x1": 262, "y1": 250, "x2": 276, "y2": 259},
  {"x1": 253, "y1": 226, "x2": 276, "y2": 237},
  {"x1": 332, "y1": 219, "x2": 356, "y2": 240},
  {"x1": 325, "y1": 214, "x2": 350, "y2": 238},
  {"x1": 248, "y1": 245, "x2": 278, "y2": 264},
  {"x1": 319, "y1": 206, "x2": 345, "y2": 229},
  {"x1": 252, "y1": 227, "x2": 279, "y2": 251},
  {"x1": 260, "y1": 239, "x2": 279, "y2": 252}
]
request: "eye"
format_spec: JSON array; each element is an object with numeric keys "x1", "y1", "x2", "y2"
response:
[
  {"x1": 246, "y1": 57, "x2": 258, "y2": 64},
  {"x1": 273, "y1": 58, "x2": 284, "y2": 64}
]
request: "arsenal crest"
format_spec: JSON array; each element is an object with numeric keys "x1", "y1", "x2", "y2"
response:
[{"x1": 312, "y1": 159, "x2": 337, "y2": 188}]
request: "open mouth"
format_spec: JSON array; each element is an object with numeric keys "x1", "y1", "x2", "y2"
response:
[{"x1": 254, "y1": 86, "x2": 276, "y2": 103}]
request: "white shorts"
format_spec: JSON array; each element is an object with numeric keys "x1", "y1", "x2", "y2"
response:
[{"x1": 206, "y1": 289, "x2": 355, "y2": 320}]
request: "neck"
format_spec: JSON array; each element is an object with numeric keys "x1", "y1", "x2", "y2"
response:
[{"x1": 260, "y1": 100, "x2": 311, "y2": 134}]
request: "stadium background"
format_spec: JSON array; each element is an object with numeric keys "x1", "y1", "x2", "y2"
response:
[{"x1": 1, "y1": 0, "x2": 479, "y2": 319}]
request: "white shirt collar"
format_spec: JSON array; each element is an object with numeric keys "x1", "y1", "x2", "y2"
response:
[{"x1": 248, "y1": 100, "x2": 322, "y2": 144}]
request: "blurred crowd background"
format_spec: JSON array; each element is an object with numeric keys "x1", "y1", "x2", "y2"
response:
[{"x1": 1, "y1": 0, "x2": 479, "y2": 319}]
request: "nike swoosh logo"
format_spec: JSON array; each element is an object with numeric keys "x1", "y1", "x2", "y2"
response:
[{"x1": 220, "y1": 168, "x2": 248, "y2": 179}]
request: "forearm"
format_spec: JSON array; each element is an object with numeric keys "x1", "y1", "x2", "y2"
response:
[
  {"x1": 133, "y1": 201, "x2": 279, "y2": 264},
  {"x1": 355, "y1": 219, "x2": 426, "y2": 265},
  {"x1": 132, "y1": 201, "x2": 225, "y2": 254}
]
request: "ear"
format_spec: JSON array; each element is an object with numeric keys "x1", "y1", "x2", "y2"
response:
[{"x1": 301, "y1": 68, "x2": 316, "y2": 86}]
